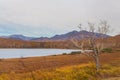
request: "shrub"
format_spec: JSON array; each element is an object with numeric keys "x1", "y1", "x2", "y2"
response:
[
  {"x1": 62, "y1": 53, "x2": 67, "y2": 55},
  {"x1": 70, "y1": 51, "x2": 81, "y2": 55},
  {"x1": 102, "y1": 48, "x2": 112, "y2": 53},
  {"x1": 52, "y1": 55, "x2": 57, "y2": 56}
]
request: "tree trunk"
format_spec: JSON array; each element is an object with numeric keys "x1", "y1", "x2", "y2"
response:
[{"x1": 95, "y1": 55, "x2": 100, "y2": 71}]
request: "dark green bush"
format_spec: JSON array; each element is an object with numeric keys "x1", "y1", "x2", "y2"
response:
[
  {"x1": 102, "y1": 48, "x2": 112, "y2": 53},
  {"x1": 62, "y1": 53, "x2": 67, "y2": 55},
  {"x1": 70, "y1": 51, "x2": 81, "y2": 55}
]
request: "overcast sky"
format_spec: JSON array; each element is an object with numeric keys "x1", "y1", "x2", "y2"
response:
[{"x1": 0, "y1": 0, "x2": 120, "y2": 37}]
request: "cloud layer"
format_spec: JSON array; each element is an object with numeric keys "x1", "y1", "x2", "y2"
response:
[{"x1": 0, "y1": 0, "x2": 120, "y2": 37}]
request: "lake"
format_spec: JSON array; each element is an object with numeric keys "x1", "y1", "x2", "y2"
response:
[{"x1": 0, "y1": 49, "x2": 81, "y2": 59}]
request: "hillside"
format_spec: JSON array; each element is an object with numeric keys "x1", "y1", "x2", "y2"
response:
[
  {"x1": 0, "y1": 38, "x2": 75, "y2": 48},
  {"x1": 103, "y1": 35, "x2": 120, "y2": 49},
  {"x1": 0, "y1": 34, "x2": 119, "y2": 49}
]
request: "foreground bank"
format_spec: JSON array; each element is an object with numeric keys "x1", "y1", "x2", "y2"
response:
[{"x1": 0, "y1": 52, "x2": 119, "y2": 80}]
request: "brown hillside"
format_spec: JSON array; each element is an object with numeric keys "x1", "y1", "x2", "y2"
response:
[
  {"x1": 0, "y1": 38, "x2": 75, "y2": 48},
  {"x1": 0, "y1": 34, "x2": 119, "y2": 49}
]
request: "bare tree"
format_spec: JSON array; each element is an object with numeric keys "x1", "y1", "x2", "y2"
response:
[{"x1": 71, "y1": 20, "x2": 110, "y2": 71}]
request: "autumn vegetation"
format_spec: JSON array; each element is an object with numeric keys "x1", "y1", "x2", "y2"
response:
[
  {"x1": 0, "y1": 27, "x2": 120, "y2": 79},
  {"x1": 0, "y1": 34, "x2": 119, "y2": 49},
  {"x1": 0, "y1": 50, "x2": 119, "y2": 80},
  {"x1": 0, "y1": 37, "x2": 76, "y2": 48},
  {"x1": 0, "y1": 63, "x2": 120, "y2": 80}
]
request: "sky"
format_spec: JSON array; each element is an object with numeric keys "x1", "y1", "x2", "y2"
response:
[{"x1": 0, "y1": 0, "x2": 120, "y2": 37}]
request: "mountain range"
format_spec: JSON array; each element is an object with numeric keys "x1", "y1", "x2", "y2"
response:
[
  {"x1": 1, "y1": 35, "x2": 33, "y2": 41},
  {"x1": 1, "y1": 30, "x2": 110, "y2": 42}
]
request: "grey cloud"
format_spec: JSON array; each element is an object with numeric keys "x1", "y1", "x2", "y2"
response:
[{"x1": 0, "y1": 0, "x2": 119, "y2": 36}]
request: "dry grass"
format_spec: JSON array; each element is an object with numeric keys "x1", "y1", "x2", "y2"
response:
[
  {"x1": 0, "y1": 51, "x2": 119, "y2": 80},
  {"x1": 0, "y1": 52, "x2": 119, "y2": 73},
  {"x1": 102, "y1": 77, "x2": 120, "y2": 80},
  {"x1": 0, "y1": 62, "x2": 119, "y2": 80}
]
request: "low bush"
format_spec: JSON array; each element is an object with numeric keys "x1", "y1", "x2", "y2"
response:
[
  {"x1": 62, "y1": 53, "x2": 67, "y2": 55},
  {"x1": 70, "y1": 51, "x2": 81, "y2": 55},
  {"x1": 102, "y1": 48, "x2": 112, "y2": 53}
]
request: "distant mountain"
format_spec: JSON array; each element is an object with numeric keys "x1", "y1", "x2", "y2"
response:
[
  {"x1": 31, "y1": 30, "x2": 80, "y2": 41},
  {"x1": 1, "y1": 35, "x2": 34, "y2": 41},
  {"x1": 32, "y1": 30, "x2": 110, "y2": 42},
  {"x1": 0, "y1": 30, "x2": 110, "y2": 42}
]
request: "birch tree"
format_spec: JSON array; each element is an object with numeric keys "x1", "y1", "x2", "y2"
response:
[{"x1": 71, "y1": 20, "x2": 110, "y2": 71}]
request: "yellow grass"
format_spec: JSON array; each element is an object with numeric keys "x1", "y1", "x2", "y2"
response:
[
  {"x1": 0, "y1": 62, "x2": 120, "y2": 80},
  {"x1": 0, "y1": 52, "x2": 119, "y2": 80}
]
